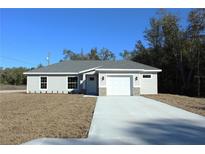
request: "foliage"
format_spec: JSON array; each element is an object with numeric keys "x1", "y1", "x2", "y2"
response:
[
  {"x1": 99, "y1": 48, "x2": 115, "y2": 61},
  {"x1": 120, "y1": 50, "x2": 133, "y2": 60},
  {"x1": 61, "y1": 9, "x2": 205, "y2": 97},
  {"x1": 2, "y1": 9, "x2": 204, "y2": 97},
  {"x1": 62, "y1": 47, "x2": 115, "y2": 61},
  {"x1": 88, "y1": 48, "x2": 100, "y2": 60},
  {"x1": 0, "y1": 67, "x2": 29, "y2": 85},
  {"x1": 123, "y1": 9, "x2": 205, "y2": 97},
  {"x1": 37, "y1": 64, "x2": 44, "y2": 68},
  {"x1": 0, "y1": 64, "x2": 45, "y2": 85},
  {"x1": 63, "y1": 49, "x2": 88, "y2": 60}
]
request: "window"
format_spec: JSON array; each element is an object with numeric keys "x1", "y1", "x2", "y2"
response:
[
  {"x1": 143, "y1": 74, "x2": 151, "y2": 78},
  {"x1": 89, "y1": 77, "x2": 94, "y2": 81},
  {"x1": 40, "y1": 77, "x2": 47, "y2": 89},
  {"x1": 68, "y1": 77, "x2": 78, "y2": 89}
]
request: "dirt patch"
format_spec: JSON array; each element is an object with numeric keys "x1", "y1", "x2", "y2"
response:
[
  {"x1": 144, "y1": 94, "x2": 205, "y2": 116},
  {"x1": 0, "y1": 84, "x2": 26, "y2": 90},
  {"x1": 0, "y1": 93, "x2": 96, "y2": 144}
]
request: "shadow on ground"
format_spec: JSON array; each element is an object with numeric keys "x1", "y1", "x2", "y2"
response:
[
  {"x1": 124, "y1": 118, "x2": 205, "y2": 145},
  {"x1": 24, "y1": 118, "x2": 205, "y2": 145},
  {"x1": 23, "y1": 137, "x2": 133, "y2": 145}
]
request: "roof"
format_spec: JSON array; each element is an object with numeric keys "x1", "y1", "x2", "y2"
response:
[{"x1": 24, "y1": 60, "x2": 161, "y2": 74}]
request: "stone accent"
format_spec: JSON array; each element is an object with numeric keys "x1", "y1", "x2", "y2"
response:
[
  {"x1": 99, "y1": 88, "x2": 106, "y2": 96},
  {"x1": 132, "y1": 87, "x2": 140, "y2": 96}
]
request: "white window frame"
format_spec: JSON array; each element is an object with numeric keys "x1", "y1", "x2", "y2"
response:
[
  {"x1": 67, "y1": 76, "x2": 79, "y2": 90},
  {"x1": 39, "y1": 76, "x2": 48, "y2": 90}
]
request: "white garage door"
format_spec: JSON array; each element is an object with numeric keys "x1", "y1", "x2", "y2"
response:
[{"x1": 107, "y1": 76, "x2": 131, "y2": 96}]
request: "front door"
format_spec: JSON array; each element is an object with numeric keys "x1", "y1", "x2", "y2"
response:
[{"x1": 86, "y1": 75, "x2": 97, "y2": 95}]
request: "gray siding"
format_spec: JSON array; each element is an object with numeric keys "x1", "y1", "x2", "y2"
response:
[
  {"x1": 27, "y1": 76, "x2": 39, "y2": 93},
  {"x1": 98, "y1": 71, "x2": 158, "y2": 95},
  {"x1": 140, "y1": 73, "x2": 158, "y2": 94},
  {"x1": 27, "y1": 72, "x2": 159, "y2": 95},
  {"x1": 27, "y1": 75, "x2": 80, "y2": 93}
]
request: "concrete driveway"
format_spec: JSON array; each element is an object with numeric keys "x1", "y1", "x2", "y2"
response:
[{"x1": 24, "y1": 96, "x2": 205, "y2": 145}]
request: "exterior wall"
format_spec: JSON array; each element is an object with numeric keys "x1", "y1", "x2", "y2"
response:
[
  {"x1": 47, "y1": 76, "x2": 69, "y2": 93},
  {"x1": 99, "y1": 87, "x2": 106, "y2": 96},
  {"x1": 27, "y1": 75, "x2": 80, "y2": 93},
  {"x1": 98, "y1": 71, "x2": 158, "y2": 95},
  {"x1": 132, "y1": 87, "x2": 140, "y2": 95},
  {"x1": 140, "y1": 73, "x2": 158, "y2": 94},
  {"x1": 98, "y1": 73, "x2": 106, "y2": 87},
  {"x1": 27, "y1": 76, "x2": 40, "y2": 93},
  {"x1": 27, "y1": 71, "x2": 159, "y2": 95},
  {"x1": 98, "y1": 72, "x2": 140, "y2": 96}
]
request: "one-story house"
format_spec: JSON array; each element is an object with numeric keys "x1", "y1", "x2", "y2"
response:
[{"x1": 24, "y1": 60, "x2": 162, "y2": 96}]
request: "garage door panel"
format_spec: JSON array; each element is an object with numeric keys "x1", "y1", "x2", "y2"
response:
[{"x1": 107, "y1": 76, "x2": 131, "y2": 96}]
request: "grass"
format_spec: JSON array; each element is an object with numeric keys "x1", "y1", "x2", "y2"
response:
[
  {"x1": 0, "y1": 93, "x2": 96, "y2": 145},
  {"x1": 144, "y1": 94, "x2": 205, "y2": 116},
  {"x1": 0, "y1": 84, "x2": 26, "y2": 90}
]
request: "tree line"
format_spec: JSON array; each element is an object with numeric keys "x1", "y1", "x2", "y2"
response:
[
  {"x1": 122, "y1": 9, "x2": 205, "y2": 97},
  {"x1": 60, "y1": 47, "x2": 116, "y2": 61},
  {"x1": 0, "y1": 64, "x2": 44, "y2": 85},
  {"x1": 0, "y1": 67, "x2": 29, "y2": 85},
  {"x1": 1, "y1": 9, "x2": 204, "y2": 97},
  {"x1": 61, "y1": 9, "x2": 205, "y2": 97}
]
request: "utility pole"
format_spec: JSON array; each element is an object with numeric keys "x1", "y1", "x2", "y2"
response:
[
  {"x1": 46, "y1": 52, "x2": 51, "y2": 66},
  {"x1": 81, "y1": 48, "x2": 83, "y2": 55}
]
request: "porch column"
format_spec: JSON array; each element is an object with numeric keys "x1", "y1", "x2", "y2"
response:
[{"x1": 82, "y1": 73, "x2": 86, "y2": 89}]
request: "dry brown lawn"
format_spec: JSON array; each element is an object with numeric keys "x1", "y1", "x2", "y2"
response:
[
  {"x1": 0, "y1": 93, "x2": 96, "y2": 145},
  {"x1": 144, "y1": 94, "x2": 205, "y2": 116},
  {"x1": 0, "y1": 84, "x2": 26, "y2": 90}
]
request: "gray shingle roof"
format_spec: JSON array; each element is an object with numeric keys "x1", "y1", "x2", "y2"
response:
[
  {"x1": 26, "y1": 60, "x2": 160, "y2": 74},
  {"x1": 100, "y1": 61, "x2": 159, "y2": 70}
]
